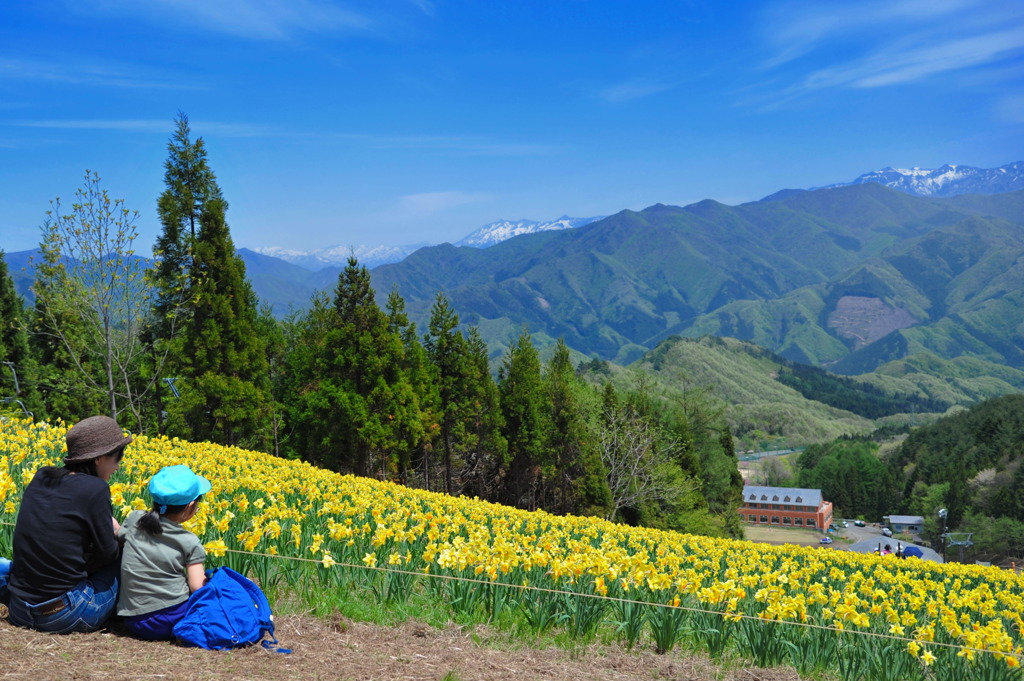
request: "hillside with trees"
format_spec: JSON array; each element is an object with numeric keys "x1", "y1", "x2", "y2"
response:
[
  {"x1": 368, "y1": 185, "x2": 1024, "y2": 374},
  {"x1": 884, "y1": 393, "x2": 1024, "y2": 562}
]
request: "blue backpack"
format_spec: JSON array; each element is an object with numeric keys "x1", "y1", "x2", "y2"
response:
[{"x1": 172, "y1": 567, "x2": 289, "y2": 653}]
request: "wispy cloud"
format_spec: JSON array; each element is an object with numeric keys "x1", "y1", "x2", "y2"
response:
[
  {"x1": 994, "y1": 94, "x2": 1024, "y2": 124},
  {"x1": 14, "y1": 119, "x2": 273, "y2": 137},
  {"x1": 395, "y1": 191, "x2": 492, "y2": 216},
  {"x1": 333, "y1": 133, "x2": 559, "y2": 157},
  {"x1": 81, "y1": 0, "x2": 372, "y2": 41},
  {"x1": 0, "y1": 57, "x2": 196, "y2": 89},
  {"x1": 598, "y1": 79, "x2": 677, "y2": 103},
  {"x1": 755, "y1": 0, "x2": 1024, "y2": 102}
]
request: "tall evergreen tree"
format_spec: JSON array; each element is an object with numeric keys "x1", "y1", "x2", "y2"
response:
[
  {"x1": 462, "y1": 327, "x2": 506, "y2": 498},
  {"x1": 153, "y1": 111, "x2": 223, "y2": 318},
  {"x1": 386, "y1": 288, "x2": 436, "y2": 484},
  {"x1": 284, "y1": 258, "x2": 412, "y2": 476},
  {"x1": 165, "y1": 198, "x2": 271, "y2": 448},
  {"x1": 280, "y1": 291, "x2": 345, "y2": 466},
  {"x1": 423, "y1": 292, "x2": 470, "y2": 494},
  {"x1": 498, "y1": 329, "x2": 547, "y2": 510},
  {"x1": 150, "y1": 112, "x2": 224, "y2": 429},
  {"x1": 334, "y1": 257, "x2": 396, "y2": 476},
  {"x1": 545, "y1": 339, "x2": 610, "y2": 516},
  {"x1": 0, "y1": 251, "x2": 40, "y2": 417}
]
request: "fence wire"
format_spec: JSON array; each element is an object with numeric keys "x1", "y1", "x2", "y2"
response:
[{"x1": 2, "y1": 518, "x2": 1019, "y2": 664}]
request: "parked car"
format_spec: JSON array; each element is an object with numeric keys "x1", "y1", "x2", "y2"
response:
[
  {"x1": 882, "y1": 527, "x2": 893, "y2": 537},
  {"x1": 820, "y1": 536, "x2": 834, "y2": 544},
  {"x1": 840, "y1": 521, "x2": 849, "y2": 528},
  {"x1": 854, "y1": 520, "x2": 866, "y2": 527}
]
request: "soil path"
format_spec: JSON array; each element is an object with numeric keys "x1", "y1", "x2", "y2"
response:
[{"x1": 0, "y1": 614, "x2": 806, "y2": 681}]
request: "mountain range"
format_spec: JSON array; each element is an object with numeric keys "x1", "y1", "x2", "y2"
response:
[
  {"x1": 820, "y1": 161, "x2": 1024, "y2": 197},
  {"x1": 368, "y1": 183, "x2": 1024, "y2": 376},
  {"x1": 253, "y1": 216, "x2": 604, "y2": 269},
  {"x1": 252, "y1": 161, "x2": 1023, "y2": 270}
]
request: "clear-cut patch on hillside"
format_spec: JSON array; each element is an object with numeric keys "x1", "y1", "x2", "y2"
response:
[{"x1": 827, "y1": 295, "x2": 917, "y2": 349}]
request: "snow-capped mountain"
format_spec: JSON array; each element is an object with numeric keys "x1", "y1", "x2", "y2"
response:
[
  {"x1": 821, "y1": 161, "x2": 1024, "y2": 197},
  {"x1": 453, "y1": 216, "x2": 605, "y2": 248},
  {"x1": 254, "y1": 243, "x2": 429, "y2": 270},
  {"x1": 253, "y1": 215, "x2": 604, "y2": 270}
]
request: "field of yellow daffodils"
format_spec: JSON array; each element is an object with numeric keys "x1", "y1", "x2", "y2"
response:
[{"x1": 2, "y1": 418, "x2": 1021, "y2": 680}]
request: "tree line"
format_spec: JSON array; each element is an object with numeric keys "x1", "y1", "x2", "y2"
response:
[
  {"x1": 0, "y1": 113, "x2": 743, "y2": 536},
  {"x1": 784, "y1": 395, "x2": 1024, "y2": 563}
]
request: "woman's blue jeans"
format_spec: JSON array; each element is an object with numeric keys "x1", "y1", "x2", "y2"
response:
[{"x1": 6, "y1": 564, "x2": 119, "y2": 634}]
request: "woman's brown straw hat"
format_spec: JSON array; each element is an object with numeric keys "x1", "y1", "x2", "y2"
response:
[{"x1": 63, "y1": 415, "x2": 133, "y2": 464}]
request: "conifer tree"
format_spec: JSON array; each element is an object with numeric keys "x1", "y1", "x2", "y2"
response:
[
  {"x1": 165, "y1": 198, "x2": 271, "y2": 448},
  {"x1": 0, "y1": 251, "x2": 40, "y2": 416},
  {"x1": 462, "y1": 327, "x2": 505, "y2": 498},
  {"x1": 498, "y1": 329, "x2": 547, "y2": 510},
  {"x1": 386, "y1": 287, "x2": 437, "y2": 484},
  {"x1": 152, "y1": 112, "x2": 223, "y2": 336},
  {"x1": 424, "y1": 292, "x2": 470, "y2": 493},
  {"x1": 545, "y1": 339, "x2": 611, "y2": 516},
  {"x1": 285, "y1": 258, "x2": 412, "y2": 476},
  {"x1": 280, "y1": 291, "x2": 344, "y2": 465},
  {"x1": 149, "y1": 113, "x2": 224, "y2": 429}
]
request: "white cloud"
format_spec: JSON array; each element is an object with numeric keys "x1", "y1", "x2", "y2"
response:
[
  {"x1": 598, "y1": 79, "x2": 676, "y2": 103},
  {"x1": 762, "y1": 0, "x2": 978, "y2": 68},
  {"x1": 859, "y1": 30, "x2": 1024, "y2": 87},
  {"x1": 0, "y1": 57, "x2": 193, "y2": 89},
  {"x1": 395, "y1": 191, "x2": 492, "y2": 216},
  {"x1": 993, "y1": 95, "x2": 1024, "y2": 124},
  {"x1": 332, "y1": 133, "x2": 559, "y2": 157},
  {"x1": 82, "y1": 0, "x2": 371, "y2": 41},
  {"x1": 14, "y1": 119, "x2": 273, "y2": 137},
  {"x1": 758, "y1": 0, "x2": 1024, "y2": 96}
]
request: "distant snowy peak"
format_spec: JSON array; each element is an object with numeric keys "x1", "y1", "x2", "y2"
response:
[
  {"x1": 252, "y1": 215, "x2": 604, "y2": 271},
  {"x1": 454, "y1": 216, "x2": 605, "y2": 248},
  {"x1": 823, "y1": 161, "x2": 1024, "y2": 197},
  {"x1": 254, "y1": 243, "x2": 427, "y2": 270}
]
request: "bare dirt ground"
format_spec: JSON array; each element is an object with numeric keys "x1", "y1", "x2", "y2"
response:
[
  {"x1": 741, "y1": 526, "x2": 833, "y2": 547},
  {"x1": 0, "y1": 613, "x2": 807, "y2": 681}
]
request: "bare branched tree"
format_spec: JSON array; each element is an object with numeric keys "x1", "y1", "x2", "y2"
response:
[
  {"x1": 599, "y1": 406, "x2": 685, "y2": 521},
  {"x1": 33, "y1": 171, "x2": 158, "y2": 428}
]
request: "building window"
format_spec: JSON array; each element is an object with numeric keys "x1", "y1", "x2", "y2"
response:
[
  {"x1": 760, "y1": 516, "x2": 768, "y2": 524},
  {"x1": 782, "y1": 517, "x2": 791, "y2": 525},
  {"x1": 749, "y1": 515, "x2": 757, "y2": 522},
  {"x1": 807, "y1": 519, "x2": 816, "y2": 528},
  {"x1": 794, "y1": 518, "x2": 803, "y2": 526},
  {"x1": 771, "y1": 516, "x2": 780, "y2": 525}
]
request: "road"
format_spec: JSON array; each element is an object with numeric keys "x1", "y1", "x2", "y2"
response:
[{"x1": 835, "y1": 521, "x2": 943, "y2": 562}]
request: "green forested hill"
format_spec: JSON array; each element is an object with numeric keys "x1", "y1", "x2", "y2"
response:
[
  {"x1": 883, "y1": 394, "x2": 1024, "y2": 561},
  {"x1": 686, "y1": 214, "x2": 1024, "y2": 372},
  {"x1": 582, "y1": 336, "x2": 879, "y2": 451},
  {"x1": 371, "y1": 184, "x2": 1024, "y2": 370},
  {"x1": 580, "y1": 335, "x2": 1024, "y2": 453}
]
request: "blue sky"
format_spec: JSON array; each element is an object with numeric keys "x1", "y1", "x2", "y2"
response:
[{"x1": 1, "y1": 0, "x2": 1022, "y2": 255}]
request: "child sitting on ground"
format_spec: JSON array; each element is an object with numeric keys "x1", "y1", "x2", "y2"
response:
[{"x1": 117, "y1": 464, "x2": 212, "y2": 640}]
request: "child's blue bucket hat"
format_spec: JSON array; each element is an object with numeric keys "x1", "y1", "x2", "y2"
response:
[{"x1": 149, "y1": 465, "x2": 212, "y2": 507}]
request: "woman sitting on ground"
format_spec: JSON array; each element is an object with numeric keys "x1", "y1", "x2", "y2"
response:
[{"x1": 4, "y1": 415, "x2": 131, "y2": 633}]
